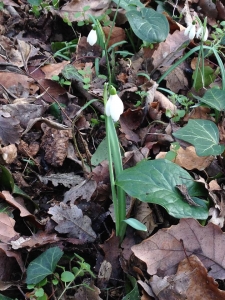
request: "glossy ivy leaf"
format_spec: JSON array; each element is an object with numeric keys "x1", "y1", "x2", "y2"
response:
[
  {"x1": 173, "y1": 119, "x2": 225, "y2": 156},
  {"x1": 124, "y1": 218, "x2": 147, "y2": 231},
  {"x1": 116, "y1": 159, "x2": 208, "y2": 219},
  {"x1": 0, "y1": 295, "x2": 13, "y2": 300},
  {"x1": 113, "y1": 0, "x2": 144, "y2": 10},
  {"x1": 26, "y1": 247, "x2": 63, "y2": 284},
  {"x1": 196, "y1": 88, "x2": 225, "y2": 111},
  {"x1": 126, "y1": 8, "x2": 169, "y2": 43}
]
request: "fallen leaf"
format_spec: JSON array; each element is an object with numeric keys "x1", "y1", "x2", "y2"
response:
[
  {"x1": 175, "y1": 146, "x2": 214, "y2": 170},
  {"x1": 48, "y1": 203, "x2": 96, "y2": 242},
  {"x1": 132, "y1": 218, "x2": 225, "y2": 279},
  {"x1": 63, "y1": 179, "x2": 97, "y2": 203},
  {"x1": 38, "y1": 173, "x2": 84, "y2": 188},
  {"x1": 0, "y1": 110, "x2": 22, "y2": 145},
  {"x1": 0, "y1": 212, "x2": 19, "y2": 243},
  {"x1": 150, "y1": 255, "x2": 225, "y2": 300},
  {"x1": 0, "y1": 144, "x2": 17, "y2": 164}
]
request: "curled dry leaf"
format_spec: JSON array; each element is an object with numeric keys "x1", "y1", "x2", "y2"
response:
[
  {"x1": 150, "y1": 255, "x2": 225, "y2": 300},
  {"x1": 0, "y1": 212, "x2": 19, "y2": 243},
  {"x1": 154, "y1": 91, "x2": 176, "y2": 114},
  {"x1": 132, "y1": 218, "x2": 225, "y2": 279}
]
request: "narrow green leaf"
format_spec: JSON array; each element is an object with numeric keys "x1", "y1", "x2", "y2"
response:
[
  {"x1": 26, "y1": 247, "x2": 63, "y2": 284},
  {"x1": 173, "y1": 119, "x2": 225, "y2": 156},
  {"x1": 116, "y1": 159, "x2": 208, "y2": 219},
  {"x1": 124, "y1": 218, "x2": 147, "y2": 231},
  {"x1": 126, "y1": 8, "x2": 169, "y2": 43},
  {"x1": 123, "y1": 275, "x2": 140, "y2": 300}
]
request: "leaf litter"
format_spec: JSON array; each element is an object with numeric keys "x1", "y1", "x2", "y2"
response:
[{"x1": 0, "y1": 0, "x2": 225, "y2": 299}]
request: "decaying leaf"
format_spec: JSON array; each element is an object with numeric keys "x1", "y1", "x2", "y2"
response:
[
  {"x1": 0, "y1": 212, "x2": 19, "y2": 243},
  {"x1": 38, "y1": 173, "x2": 84, "y2": 188},
  {"x1": 0, "y1": 144, "x2": 17, "y2": 164},
  {"x1": 0, "y1": 110, "x2": 22, "y2": 145},
  {"x1": 150, "y1": 255, "x2": 225, "y2": 300},
  {"x1": 48, "y1": 203, "x2": 96, "y2": 242},
  {"x1": 63, "y1": 179, "x2": 97, "y2": 203},
  {"x1": 132, "y1": 218, "x2": 225, "y2": 279}
]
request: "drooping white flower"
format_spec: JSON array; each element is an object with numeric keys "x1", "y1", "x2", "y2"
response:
[
  {"x1": 196, "y1": 26, "x2": 208, "y2": 41},
  {"x1": 184, "y1": 23, "x2": 196, "y2": 40},
  {"x1": 105, "y1": 86, "x2": 124, "y2": 122},
  {"x1": 87, "y1": 29, "x2": 97, "y2": 46}
]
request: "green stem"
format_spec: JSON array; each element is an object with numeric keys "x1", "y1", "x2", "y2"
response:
[{"x1": 157, "y1": 45, "x2": 225, "y2": 90}]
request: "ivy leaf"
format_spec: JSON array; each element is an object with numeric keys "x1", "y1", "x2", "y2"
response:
[
  {"x1": 195, "y1": 88, "x2": 225, "y2": 111},
  {"x1": 113, "y1": 0, "x2": 144, "y2": 10},
  {"x1": 173, "y1": 119, "x2": 225, "y2": 156},
  {"x1": 26, "y1": 247, "x2": 63, "y2": 284},
  {"x1": 126, "y1": 8, "x2": 169, "y2": 43},
  {"x1": 116, "y1": 159, "x2": 208, "y2": 219}
]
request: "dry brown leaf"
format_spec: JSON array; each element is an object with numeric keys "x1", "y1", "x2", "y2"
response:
[
  {"x1": 0, "y1": 110, "x2": 22, "y2": 145},
  {"x1": 2, "y1": 191, "x2": 32, "y2": 218},
  {"x1": 41, "y1": 125, "x2": 70, "y2": 167},
  {"x1": 102, "y1": 27, "x2": 126, "y2": 48},
  {"x1": 132, "y1": 218, "x2": 225, "y2": 279},
  {"x1": 174, "y1": 145, "x2": 214, "y2": 170},
  {"x1": 2, "y1": 102, "x2": 47, "y2": 128},
  {"x1": 163, "y1": 66, "x2": 188, "y2": 93},
  {"x1": 0, "y1": 212, "x2": 18, "y2": 243},
  {"x1": 74, "y1": 279, "x2": 103, "y2": 300},
  {"x1": 151, "y1": 30, "x2": 189, "y2": 69},
  {"x1": 63, "y1": 179, "x2": 97, "y2": 203},
  {"x1": 150, "y1": 255, "x2": 225, "y2": 300},
  {"x1": 48, "y1": 203, "x2": 96, "y2": 242},
  {"x1": 38, "y1": 173, "x2": 83, "y2": 188},
  {"x1": 154, "y1": 90, "x2": 176, "y2": 114},
  {"x1": 134, "y1": 201, "x2": 157, "y2": 239},
  {"x1": 41, "y1": 61, "x2": 69, "y2": 79},
  {"x1": 59, "y1": 0, "x2": 110, "y2": 22}
]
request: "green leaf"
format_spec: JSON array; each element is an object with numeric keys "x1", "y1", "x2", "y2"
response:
[
  {"x1": 91, "y1": 138, "x2": 108, "y2": 166},
  {"x1": 197, "y1": 88, "x2": 225, "y2": 111},
  {"x1": 193, "y1": 66, "x2": 216, "y2": 91},
  {"x1": 126, "y1": 8, "x2": 169, "y2": 43},
  {"x1": 61, "y1": 271, "x2": 75, "y2": 282},
  {"x1": 123, "y1": 275, "x2": 140, "y2": 300},
  {"x1": 116, "y1": 159, "x2": 208, "y2": 219},
  {"x1": 27, "y1": 0, "x2": 42, "y2": 5},
  {"x1": 173, "y1": 119, "x2": 225, "y2": 156},
  {"x1": 124, "y1": 218, "x2": 147, "y2": 231},
  {"x1": 113, "y1": 0, "x2": 144, "y2": 10},
  {"x1": 0, "y1": 295, "x2": 14, "y2": 300},
  {"x1": 35, "y1": 288, "x2": 44, "y2": 297},
  {"x1": 26, "y1": 247, "x2": 63, "y2": 284},
  {"x1": 62, "y1": 65, "x2": 83, "y2": 82}
]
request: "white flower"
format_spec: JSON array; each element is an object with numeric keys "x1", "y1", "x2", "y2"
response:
[
  {"x1": 105, "y1": 93, "x2": 124, "y2": 122},
  {"x1": 196, "y1": 26, "x2": 208, "y2": 41},
  {"x1": 184, "y1": 23, "x2": 196, "y2": 40},
  {"x1": 87, "y1": 29, "x2": 97, "y2": 46}
]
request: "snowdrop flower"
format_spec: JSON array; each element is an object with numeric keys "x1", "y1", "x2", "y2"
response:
[
  {"x1": 196, "y1": 26, "x2": 209, "y2": 41},
  {"x1": 105, "y1": 86, "x2": 124, "y2": 122},
  {"x1": 87, "y1": 28, "x2": 97, "y2": 46},
  {"x1": 184, "y1": 22, "x2": 196, "y2": 40}
]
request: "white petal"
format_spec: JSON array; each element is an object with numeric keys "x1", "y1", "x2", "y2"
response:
[
  {"x1": 203, "y1": 27, "x2": 208, "y2": 41},
  {"x1": 189, "y1": 25, "x2": 196, "y2": 40},
  {"x1": 110, "y1": 95, "x2": 124, "y2": 121},
  {"x1": 105, "y1": 96, "x2": 112, "y2": 116},
  {"x1": 184, "y1": 24, "x2": 191, "y2": 36},
  {"x1": 87, "y1": 29, "x2": 97, "y2": 46},
  {"x1": 196, "y1": 27, "x2": 202, "y2": 39}
]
